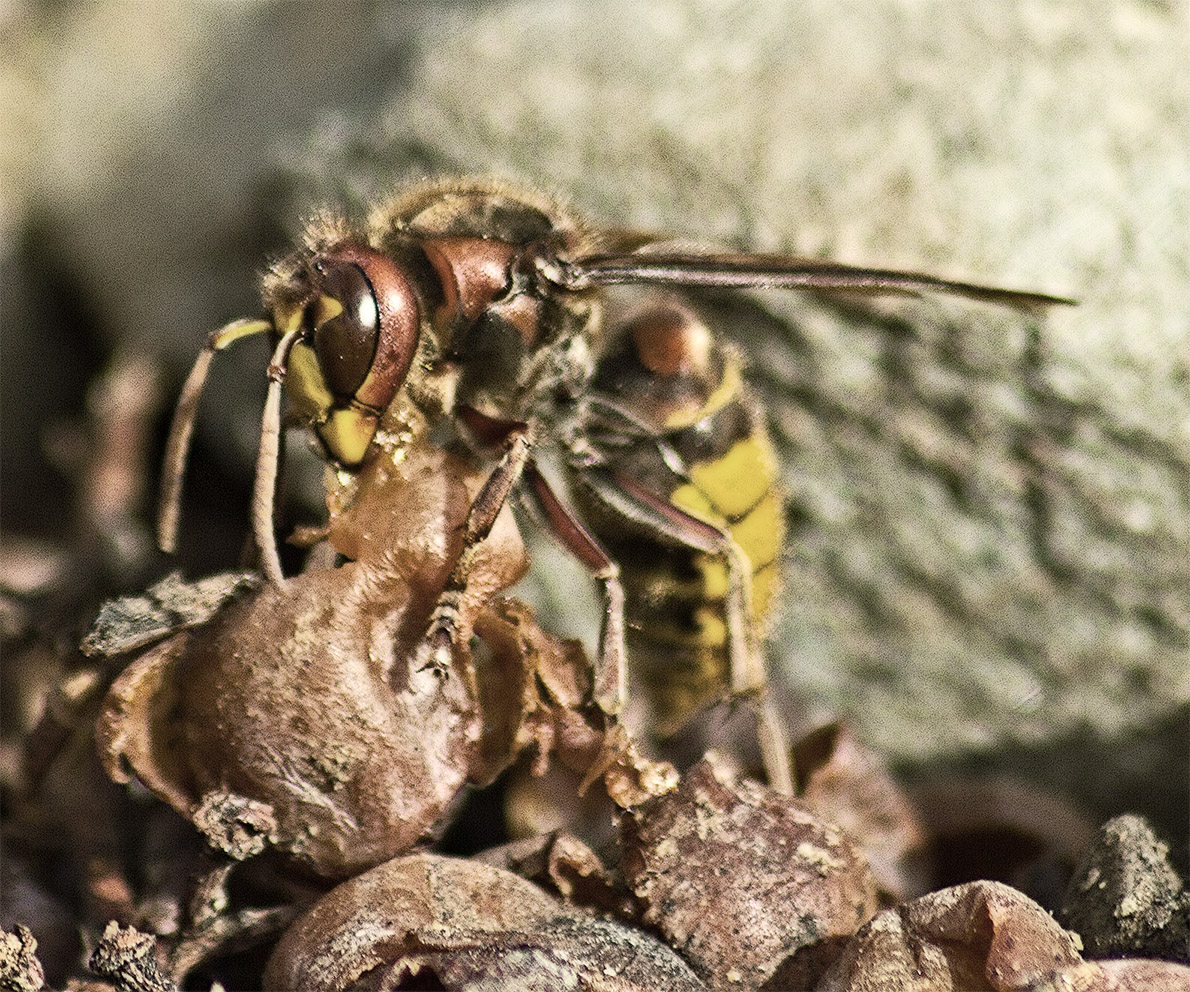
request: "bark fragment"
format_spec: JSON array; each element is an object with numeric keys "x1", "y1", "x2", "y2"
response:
[{"x1": 621, "y1": 758, "x2": 880, "y2": 991}]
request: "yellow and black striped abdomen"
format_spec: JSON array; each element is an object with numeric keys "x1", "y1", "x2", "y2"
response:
[{"x1": 578, "y1": 300, "x2": 784, "y2": 735}]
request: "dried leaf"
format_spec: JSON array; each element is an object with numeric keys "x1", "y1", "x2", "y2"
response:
[
  {"x1": 262, "y1": 853, "x2": 566, "y2": 990},
  {"x1": 95, "y1": 634, "x2": 193, "y2": 814}
]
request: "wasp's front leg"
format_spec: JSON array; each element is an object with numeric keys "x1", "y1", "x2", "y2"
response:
[{"x1": 416, "y1": 431, "x2": 534, "y2": 678}]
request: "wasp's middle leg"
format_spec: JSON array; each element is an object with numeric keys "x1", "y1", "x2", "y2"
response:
[{"x1": 520, "y1": 464, "x2": 627, "y2": 719}]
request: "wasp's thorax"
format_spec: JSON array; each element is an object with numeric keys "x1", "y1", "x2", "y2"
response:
[{"x1": 265, "y1": 181, "x2": 606, "y2": 468}]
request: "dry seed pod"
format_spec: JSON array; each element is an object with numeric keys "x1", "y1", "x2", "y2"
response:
[
  {"x1": 263, "y1": 852, "x2": 707, "y2": 992},
  {"x1": 815, "y1": 879, "x2": 1084, "y2": 992},
  {"x1": 620, "y1": 758, "x2": 880, "y2": 991},
  {"x1": 97, "y1": 443, "x2": 528, "y2": 879}
]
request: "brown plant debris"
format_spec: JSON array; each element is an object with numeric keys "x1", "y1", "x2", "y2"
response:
[
  {"x1": 81, "y1": 571, "x2": 259, "y2": 658},
  {"x1": 620, "y1": 757, "x2": 880, "y2": 991},
  {"x1": 1028, "y1": 958, "x2": 1190, "y2": 991},
  {"x1": 475, "y1": 830, "x2": 637, "y2": 918},
  {"x1": 814, "y1": 879, "x2": 1084, "y2": 991},
  {"x1": 263, "y1": 852, "x2": 705, "y2": 991},
  {"x1": 0, "y1": 925, "x2": 46, "y2": 992},
  {"x1": 87, "y1": 922, "x2": 175, "y2": 992},
  {"x1": 355, "y1": 915, "x2": 710, "y2": 992}
]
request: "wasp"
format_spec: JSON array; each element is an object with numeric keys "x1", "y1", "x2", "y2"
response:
[{"x1": 157, "y1": 178, "x2": 1071, "y2": 793}]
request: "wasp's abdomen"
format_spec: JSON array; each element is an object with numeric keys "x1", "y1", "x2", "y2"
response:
[{"x1": 580, "y1": 301, "x2": 784, "y2": 735}]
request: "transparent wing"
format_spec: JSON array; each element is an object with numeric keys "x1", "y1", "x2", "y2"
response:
[{"x1": 559, "y1": 242, "x2": 1075, "y2": 312}]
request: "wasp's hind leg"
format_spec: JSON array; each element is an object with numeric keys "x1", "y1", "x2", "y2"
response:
[{"x1": 576, "y1": 468, "x2": 793, "y2": 794}]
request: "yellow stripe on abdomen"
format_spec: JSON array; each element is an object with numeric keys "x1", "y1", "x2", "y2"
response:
[
  {"x1": 627, "y1": 431, "x2": 785, "y2": 734},
  {"x1": 667, "y1": 433, "x2": 785, "y2": 626}
]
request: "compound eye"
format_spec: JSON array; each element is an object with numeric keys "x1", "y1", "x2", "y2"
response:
[
  {"x1": 303, "y1": 244, "x2": 422, "y2": 419},
  {"x1": 311, "y1": 262, "x2": 379, "y2": 399}
]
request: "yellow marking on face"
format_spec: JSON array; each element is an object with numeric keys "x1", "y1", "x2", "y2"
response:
[
  {"x1": 311, "y1": 293, "x2": 344, "y2": 327},
  {"x1": 317, "y1": 407, "x2": 379, "y2": 466},
  {"x1": 285, "y1": 342, "x2": 334, "y2": 422},
  {"x1": 273, "y1": 304, "x2": 304, "y2": 337}
]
